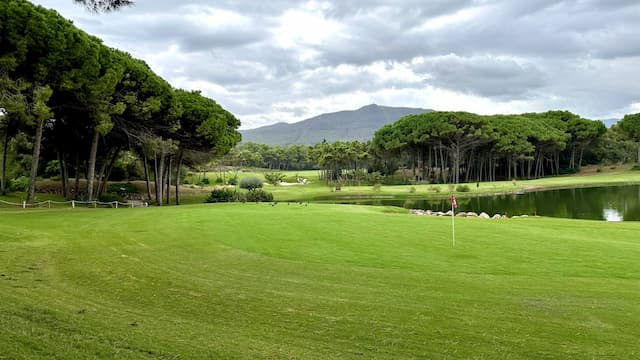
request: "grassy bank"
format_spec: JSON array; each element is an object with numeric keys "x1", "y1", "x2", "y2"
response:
[
  {"x1": 264, "y1": 165, "x2": 640, "y2": 201},
  {"x1": 1, "y1": 203, "x2": 639, "y2": 358}
]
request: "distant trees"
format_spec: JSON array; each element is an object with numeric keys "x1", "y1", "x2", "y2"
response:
[
  {"x1": 0, "y1": 0, "x2": 240, "y2": 203},
  {"x1": 618, "y1": 113, "x2": 640, "y2": 164},
  {"x1": 371, "y1": 111, "x2": 608, "y2": 183}
]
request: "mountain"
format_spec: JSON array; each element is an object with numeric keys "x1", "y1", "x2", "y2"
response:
[{"x1": 239, "y1": 104, "x2": 433, "y2": 146}]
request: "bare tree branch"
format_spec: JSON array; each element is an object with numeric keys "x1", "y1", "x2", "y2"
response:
[{"x1": 73, "y1": 0, "x2": 134, "y2": 13}]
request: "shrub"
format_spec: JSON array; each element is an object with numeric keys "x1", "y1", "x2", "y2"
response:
[
  {"x1": 44, "y1": 160, "x2": 60, "y2": 179},
  {"x1": 409, "y1": 186, "x2": 416, "y2": 193},
  {"x1": 245, "y1": 189, "x2": 273, "y2": 202},
  {"x1": 428, "y1": 185, "x2": 441, "y2": 193},
  {"x1": 206, "y1": 187, "x2": 239, "y2": 203},
  {"x1": 215, "y1": 177, "x2": 224, "y2": 184},
  {"x1": 107, "y1": 182, "x2": 138, "y2": 195},
  {"x1": 239, "y1": 176, "x2": 263, "y2": 191},
  {"x1": 109, "y1": 160, "x2": 129, "y2": 181},
  {"x1": 200, "y1": 177, "x2": 210, "y2": 185},
  {"x1": 369, "y1": 171, "x2": 383, "y2": 185},
  {"x1": 372, "y1": 184, "x2": 381, "y2": 192},
  {"x1": 264, "y1": 172, "x2": 285, "y2": 186},
  {"x1": 98, "y1": 193, "x2": 123, "y2": 202},
  {"x1": 631, "y1": 165, "x2": 640, "y2": 171},
  {"x1": 227, "y1": 175, "x2": 238, "y2": 185},
  {"x1": 9, "y1": 176, "x2": 29, "y2": 192},
  {"x1": 456, "y1": 184, "x2": 471, "y2": 192}
]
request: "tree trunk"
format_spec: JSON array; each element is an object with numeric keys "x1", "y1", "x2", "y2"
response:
[
  {"x1": 1, "y1": 128, "x2": 10, "y2": 194},
  {"x1": 86, "y1": 128, "x2": 100, "y2": 201},
  {"x1": 154, "y1": 152, "x2": 165, "y2": 206},
  {"x1": 165, "y1": 156, "x2": 171, "y2": 205},
  {"x1": 27, "y1": 120, "x2": 44, "y2": 203},
  {"x1": 57, "y1": 151, "x2": 68, "y2": 198},
  {"x1": 570, "y1": 146, "x2": 576, "y2": 169},
  {"x1": 95, "y1": 150, "x2": 111, "y2": 198},
  {"x1": 142, "y1": 152, "x2": 152, "y2": 201},
  {"x1": 98, "y1": 148, "x2": 120, "y2": 197},
  {"x1": 74, "y1": 153, "x2": 80, "y2": 199},
  {"x1": 175, "y1": 150, "x2": 183, "y2": 205}
]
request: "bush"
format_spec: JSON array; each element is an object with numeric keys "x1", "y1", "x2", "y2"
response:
[
  {"x1": 239, "y1": 176, "x2": 263, "y2": 191},
  {"x1": 372, "y1": 184, "x2": 381, "y2": 192},
  {"x1": 206, "y1": 187, "x2": 239, "y2": 203},
  {"x1": 428, "y1": 185, "x2": 441, "y2": 193},
  {"x1": 227, "y1": 175, "x2": 238, "y2": 185},
  {"x1": 9, "y1": 176, "x2": 29, "y2": 192},
  {"x1": 107, "y1": 182, "x2": 139, "y2": 195},
  {"x1": 632, "y1": 165, "x2": 640, "y2": 171},
  {"x1": 409, "y1": 186, "x2": 416, "y2": 193},
  {"x1": 215, "y1": 177, "x2": 224, "y2": 184},
  {"x1": 200, "y1": 177, "x2": 210, "y2": 185},
  {"x1": 98, "y1": 193, "x2": 123, "y2": 202},
  {"x1": 109, "y1": 160, "x2": 129, "y2": 181},
  {"x1": 264, "y1": 172, "x2": 285, "y2": 186},
  {"x1": 44, "y1": 160, "x2": 60, "y2": 179},
  {"x1": 456, "y1": 184, "x2": 471, "y2": 192},
  {"x1": 246, "y1": 189, "x2": 273, "y2": 202}
]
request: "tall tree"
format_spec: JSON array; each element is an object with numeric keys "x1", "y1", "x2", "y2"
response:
[
  {"x1": 618, "y1": 113, "x2": 640, "y2": 164},
  {"x1": 26, "y1": 85, "x2": 53, "y2": 203}
]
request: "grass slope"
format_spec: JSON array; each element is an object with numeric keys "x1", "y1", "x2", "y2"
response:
[{"x1": 1, "y1": 204, "x2": 639, "y2": 359}]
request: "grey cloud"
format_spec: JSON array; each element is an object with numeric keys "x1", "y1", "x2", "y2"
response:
[
  {"x1": 415, "y1": 55, "x2": 546, "y2": 99},
  {"x1": 28, "y1": 0, "x2": 640, "y2": 127}
]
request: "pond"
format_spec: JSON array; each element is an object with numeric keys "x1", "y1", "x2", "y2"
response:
[{"x1": 332, "y1": 184, "x2": 640, "y2": 221}]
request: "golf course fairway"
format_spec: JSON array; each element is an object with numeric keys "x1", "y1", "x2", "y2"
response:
[{"x1": 1, "y1": 203, "x2": 639, "y2": 359}]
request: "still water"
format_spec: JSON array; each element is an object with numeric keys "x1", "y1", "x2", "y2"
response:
[{"x1": 334, "y1": 185, "x2": 640, "y2": 221}]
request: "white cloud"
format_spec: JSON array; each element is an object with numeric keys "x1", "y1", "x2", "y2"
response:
[{"x1": 27, "y1": 0, "x2": 640, "y2": 128}]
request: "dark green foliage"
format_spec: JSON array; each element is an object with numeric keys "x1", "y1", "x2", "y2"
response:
[
  {"x1": 227, "y1": 175, "x2": 238, "y2": 185},
  {"x1": 44, "y1": 160, "x2": 60, "y2": 179},
  {"x1": 456, "y1": 184, "x2": 471, "y2": 192},
  {"x1": 372, "y1": 111, "x2": 607, "y2": 183},
  {"x1": 8, "y1": 175, "x2": 29, "y2": 192},
  {"x1": 73, "y1": 0, "x2": 134, "y2": 12},
  {"x1": 239, "y1": 176, "x2": 263, "y2": 191},
  {"x1": 245, "y1": 189, "x2": 273, "y2": 202},
  {"x1": 109, "y1": 160, "x2": 128, "y2": 181},
  {"x1": 97, "y1": 192, "x2": 122, "y2": 202},
  {"x1": 205, "y1": 187, "x2": 239, "y2": 203},
  {"x1": 631, "y1": 165, "x2": 640, "y2": 171},
  {"x1": 0, "y1": 0, "x2": 240, "y2": 204},
  {"x1": 264, "y1": 172, "x2": 285, "y2": 185},
  {"x1": 106, "y1": 182, "x2": 138, "y2": 195}
]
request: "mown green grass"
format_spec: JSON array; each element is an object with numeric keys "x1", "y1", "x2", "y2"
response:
[
  {"x1": 1, "y1": 203, "x2": 639, "y2": 359},
  {"x1": 264, "y1": 166, "x2": 640, "y2": 202}
]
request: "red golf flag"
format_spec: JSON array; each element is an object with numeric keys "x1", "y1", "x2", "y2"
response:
[{"x1": 451, "y1": 194, "x2": 458, "y2": 209}]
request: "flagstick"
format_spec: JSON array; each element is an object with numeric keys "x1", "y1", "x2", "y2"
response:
[{"x1": 451, "y1": 200, "x2": 455, "y2": 247}]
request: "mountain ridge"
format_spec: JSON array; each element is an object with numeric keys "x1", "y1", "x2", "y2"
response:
[{"x1": 240, "y1": 104, "x2": 433, "y2": 145}]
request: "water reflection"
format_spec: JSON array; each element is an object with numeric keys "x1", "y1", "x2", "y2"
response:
[
  {"x1": 332, "y1": 184, "x2": 640, "y2": 221},
  {"x1": 603, "y1": 208, "x2": 623, "y2": 222}
]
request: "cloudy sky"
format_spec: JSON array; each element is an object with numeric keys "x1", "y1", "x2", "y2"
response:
[{"x1": 30, "y1": 0, "x2": 640, "y2": 129}]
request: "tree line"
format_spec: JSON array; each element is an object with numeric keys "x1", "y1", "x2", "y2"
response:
[
  {"x1": 223, "y1": 110, "x2": 640, "y2": 185},
  {"x1": 372, "y1": 111, "x2": 640, "y2": 184},
  {"x1": 0, "y1": 0, "x2": 240, "y2": 204}
]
